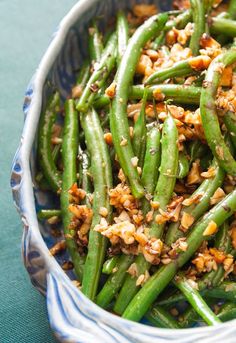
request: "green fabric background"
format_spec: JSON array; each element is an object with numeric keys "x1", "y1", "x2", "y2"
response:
[{"x1": 0, "y1": 1, "x2": 77, "y2": 342}]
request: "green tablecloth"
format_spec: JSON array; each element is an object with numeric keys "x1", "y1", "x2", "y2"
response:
[{"x1": 0, "y1": 1, "x2": 77, "y2": 341}]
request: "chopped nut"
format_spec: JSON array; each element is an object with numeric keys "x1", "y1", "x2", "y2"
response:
[
  {"x1": 62, "y1": 261, "x2": 74, "y2": 270},
  {"x1": 187, "y1": 160, "x2": 202, "y2": 185},
  {"x1": 105, "y1": 82, "x2": 116, "y2": 98},
  {"x1": 203, "y1": 221, "x2": 218, "y2": 236},
  {"x1": 127, "y1": 263, "x2": 139, "y2": 278},
  {"x1": 146, "y1": 210, "x2": 154, "y2": 223},
  {"x1": 120, "y1": 136, "x2": 128, "y2": 146},
  {"x1": 201, "y1": 166, "x2": 216, "y2": 179},
  {"x1": 136, "y1": 54, "x2": 153, "y2": 75},
  {"x1": 186, "y1": 278, "x2": 199, "y2": 290},
  {"x1": 131, "y1": 156, "x2": 139, "y2": 167},
  {"x1": 104, "y1": 132, "x2": 113, "y2": 145},
  {"x1": 223, "y1": 254, "x2": 234, "y2": 273},
  {"x1": 49, "y1": 240, "x2": 66, "y2": 255},
  {"x1": 189, "y1": 55, "x2": 211, "y2": 71},
  {"x1": 230, "y1": 225, "x2": 236, "y2": 249},
  {"x1": 181, "y1": 212, "x2": 194, "y2": 231},
  {"x1": 150, "y1": 201, "x2": 160, "y2": 210},
  {"x1": 99, "y1": 207, "x2": 108, "y2": 217},
  {"x1": 133, "y1": 4, "x2": 157, "y2": 18},
  {"x1": 72, "y1": 85, "x2": 82, "y2": 99},
  {"x1": 136, "y1": 270, "x2": 150, "y2": 286},
  {"x1": 182, "y1": 193, "x2": 203, "y2": 206},
  {"x1": 215, "y1": 145, "x2": 224, "y2": 160},
  {"x1": 210, "y1": 187, "x2": 225, "y2": 205},
  {"x1": 47, "y1": 216, "x2": 60, "y2": 225}
]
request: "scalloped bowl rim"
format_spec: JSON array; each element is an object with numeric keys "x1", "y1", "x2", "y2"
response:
[{"x1": 11, "y1": 0, "x2": 236, "y2": 340}]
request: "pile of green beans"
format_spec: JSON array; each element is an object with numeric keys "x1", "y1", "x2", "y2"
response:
[{"x1": 37, "y1": 1, "x2": 236, "y2": 330}]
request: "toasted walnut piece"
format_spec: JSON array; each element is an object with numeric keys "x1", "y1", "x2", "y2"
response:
[
  {"x1": 161, "y1": 257, "x2": 172, "y2": 265},
  {"x1": 223, "y1": 254, "x2": 234, "y2": 273},
  {"x1": 230, "y1": 225, "x2": 236, "y2": 249},
  {"x1": 72, "y1": 280, "x2": 81, "y2": 288},
  {"x1": 200, "y1": 34, "x2": 221, "y2": 50},
  {"x1": 129, "y1": 126, "x2": 134, "y2": 138},
  {"x1": 127, "y1": 103, "x2": 142, "y2": 118},
  {"x1": 150, "y1": 201, "x2": 160, "y2": 210},
  {"x1": 136, "y1": 54, "x2": 153, "y2": 75},
  {"x1": 146, "y1": 210, "x2": 154, "y2": 223},
  {"x1": 181, "y1": 212, "x2": 194, "y2": 231},
  {"x1": 135, "y1": 232, "x2": 148, "y2": 246},
  {"x1": 62, "y1": 261, "x2": 74, "y2": 271},
  {"x1": 99, "y1": 207, "x2": 108, "y2": 217},
  {"x1": 131, "y1": 156, "x2": 139, "y2": 167},
  {"x1": 114, "y1": 210, "x2": 130, "y2": 223},
  {"x1": 50, "y1": 240, "x2": 66, "y2": 256},
  {"x1": 145, "y1": 49, "x2": 159, "y2": 60},
  {"x1": 155, "y1": 211, "x2": 170, "y2": 225},
  {"x1": 189, "y1": 56, "x2": 211, "y2": 71},
  {"x1": 173, "y1": 0, "x2": 190, "y2": 10},
  {"x1": 72, "y1": 85, "x2": 83, "y2": 99},
  {"x1": 120, "y1": 136, "x2": 128, "y2": 147},
  {"x1": 210, "y1": 187, "x2": 225, "y2": 205},
  {"x1": 220, "y1": 67, "x2": 233, "y2": 87},
  {"x1": 209, "y1": 248, "x2": 226, "y2": 264},
  {"x1": 201, "y1": 166, "x2": 216, "y2": 179},
  {"x1": 192, "y1": 255, "x2": 205, "y2": 272},
  {"x1": 105, "y1": 82, "x2": 116, "y2": 98},
  {"x1": 149, "y1": 238, "x2": 163, "y2": 255},
  {"x1": 153, "y1": 88, "x2": 165, "y2": 102},
  {"x1": 104, "y1": 132, "x2": 113, "y2": 145},
  {"x1": 166, "y1": 29, "x2": 178, "y2": 45},
  {"x1": 136, "y1": 270, "x2": 150, "y2": 286},
  {"x1": 186, "y1": 278, "x2": 199, "y2": 290},
  {"x1": 187, "y1": 160, "x2": 202, "y2": 185},
  {"x1": 127, "y1": 263, "x2": 139, "y2": 277},
  {"x1": 118, "y1": 169, "x2": 126, "y2": 183},
  {"x1": 182, "y1": 193, "x2": 203, "y2": 206},
  {"x1": 133, "y1": 4, "x2": 157, "y2": 17},
  {"x1": 47, "y1": 216, "x2": 60, "y2": 225},
  {"x1": 203, "y1": 221, "x2": 218, "y2": 236}
]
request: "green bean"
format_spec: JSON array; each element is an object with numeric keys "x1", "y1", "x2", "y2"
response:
[
  {"x1": 37, "y1": 209, "x2": 61, "y2": 220},
  {"x1": 223, "y1": 111, "x2": 236, "y2": 149},
  {"x1": 117, "y1": 10, "x2": 129, "y2": 66},
  {"x1": 113, "y1": 254, "x2": 150, "y2": 315},
  {"x1": 36, "y1": 142, "x2": 62, "y2": 183},
  {"x1": 165, "y1": 159, "x2": 225, "y2": 246},
  {"x1": 102, "y1": 256, "x2": 120, "y2": 275},
  {"x1": 113, "y1": 114, "x2": 178, "y2": 315},
  {"x1": 78, "y1": 148, "x2": 92, "y2": 207},
  {"x1": 61, "y1": 99, "x2": 85, "y2": 281},
  {"x1": 229, "y1": 0, "x2": 236, "y2": 20},
  {"x1": 76, "y1": 32, "x2": 117, "y2": 113},
  {"x1": 189, "y1": 0, "x2": 206, "y2": 55},
  {"x1": 81, "y1": 108, "x2": 113, "y2": 300},
  {"x1": 211, "y1": 18, "x2": 236, "y2": 37},
  {"x1": 38, "y1": 92, "x2": 61, "y2": 192},
  {"x1": 177, "y1": 150, "x2": 190, "y2": 179},
  {"x1": 145, "y1": 57, "x2": 209, "y2": 85},
  {"x1": 96, "y1": 254, "x2": 134, "y2": 308},
  {"x1": 94, "y1": 84, "x2": 202, "y2": 109},
  {"x1": 217, "y1": 302, "x2": 236, "y2": 321},
  {"x1": 145, "y1": 305, "x2": 181, "y2": 329},
  {"x1": 200, "y1": 47, "x2": 236, "y2": 176},
  {"x1": 110, "y1": 13, "x2": 168, "y2": 199},
  {"x1": 173, "y1": 277, "x2": 221, "y2": 325},
  {"x1": 149, "y1": 113, "x2": 179, "y2": 238},
  {"x1": 179, "y1": 306, "x2": 199, "y2": 328},
  {"x1": 88, "y1": 21, "x2": 103, "y2": 62},
  {"x1": 122, "y1": 189, "x2": 236, "y2": 321},
  {"x1": 141, "y1": 123, "x2": 161, "y2": 215},
  {"x1": 132, "y1": 89, "x2": 148, "y2": 168},
  {"x1": 158, "y1": 281, "x2": 236, "y2": 306}
]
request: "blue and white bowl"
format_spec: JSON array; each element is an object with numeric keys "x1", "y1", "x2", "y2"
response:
[{"x1": 11, "y1": 1, "x2": 236, "y2": 342}]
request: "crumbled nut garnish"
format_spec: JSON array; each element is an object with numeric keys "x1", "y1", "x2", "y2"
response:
[
  {"x1": 186, "y1": 278, "x2": 199, "y2": 290},
  {"x1": 209, "y1": 248, "x2": 226, "y2": 264},
  {"x1": 150, "y1": 201, "x2": 160, "y2": 210},
  {"x1": 210, "y1": 187, "x2": 225, "y2": 205},
  {"x1": 161, "y1": 257, "x2": 172, "y2": 265},
  {"x1": 170, "y1": 307, "x2": 179, "y2": 316},
  {"x1": 136, "y1": 54, "x2": 153, "y2": 75},
  {"x1": 62, "y1": 261, "x2": 74, "y2": 270},
  {"x1": 203, "y1": 221, "x2": 217, "y2": 236},
  {"x1": 145, "y1": 49, "x2": 159, "y2": 60},
  {"x1": 95, "y1": 220, "x2": 136, "y2": 245},
  {"x1": 49, "y1": 240, "x2": 66, "y2": 255},
  {"x1": 131, "y1": 156, "x2": 139, "y2": 167},
  {"x1": 127, "y1": 263, "x2": 139, "y2": 278},
  {"x1": 173, "y1": 0, "x2": 190, "y2": 10},
  {"x1": 187, "y1": 160, "x2": 202, "y2": 185},
  {"x1": 133, "y1": 4, "x2": 157, "y2": 18},
  {"x1": 153, "y1": 88, "x2": 165, "y2": 101},
  {"x1": 129, "y1": 126, "x2": 134, "y2": 138},
  {"x1": 47, "y1": 216, "x2": 60, "y2": 225},
  {"x1": 182, "y1": 193, "x2": 203, "y2": 206},
  {"x1": 230, "y1": 225, "x2": 236, "y2": 249},
  {"x1": 112, "y1": 267, "x2": 118, "y2": 273},
  {"x1": 120, "y1": 136, "x2": 128, "y2": 146},
  {"x1": 118, "y1": 169, "x2": 126, "y2": 183},
  {"x1": 51, "y1": 137, "x2": 62, "y2": 145},
  {"x1": 181, "y1": 212, "x2": 194, "y2": 231},
  {"x1": 99, "y1": 207, "x2": 108, "y2": 217},
  {"x1": 68, "y1": 183, "x2": 86, "y2": 203},
  {"x1": 201, "y1": 166, "x2": 216, "y2": 179},
  {"x1": 72, "y1": 85, "x2": 83, "y2": 99},
  {"x1": 146, "y1": 210, "x2": 154, "y2": 223},
  {"x1": 109, "y1": 183, "x2": 138, "y2": 211},
  {"x1": 72, "y1": 280, "x2": 81, "y2": 288},
  {"x1": 104, "y1": 132, "x2": 113, "y2": 145},
  {"x1": 155, "y1": 210, "x2": 171, "y2": 225},
  {"x1": 223, "y1": 254, "x2": 234, "y2": 276},
  {"x1": 215, "y1": 145, "x2": 224, "y2": 160},
  {"x1": 136, "y1": 270, "x2": 150, "y2": 286},
  {"x1": 189, "y1": 55, "x2": 211, "y2": 71},
  {"x1": 137, "y1": 166, "x2": 142, "y2": 175},
  {"x1": 105, "y1": 82, "x2": 116, "y2": 98},
  {"x1": 220, "y1": 66, "x2": 233, "y2": 87}
]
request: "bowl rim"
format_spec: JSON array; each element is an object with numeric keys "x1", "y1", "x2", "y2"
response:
[{"x1": 12, "y1": 0, "x2": 236, "y2": 338}]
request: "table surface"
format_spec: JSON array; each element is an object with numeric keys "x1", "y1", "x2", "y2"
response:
[{"x1": 0, "y1": 1, "x2": 77, "y2": 342}]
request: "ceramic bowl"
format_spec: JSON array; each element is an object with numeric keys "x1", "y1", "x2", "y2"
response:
[{"x1": 11, "y1": 0, "x2": 236, "y2": 342}]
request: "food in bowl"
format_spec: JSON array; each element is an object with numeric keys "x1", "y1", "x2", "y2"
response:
[{"x1": 36, "y1": 0, "x2": 236, "y2": 329}]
